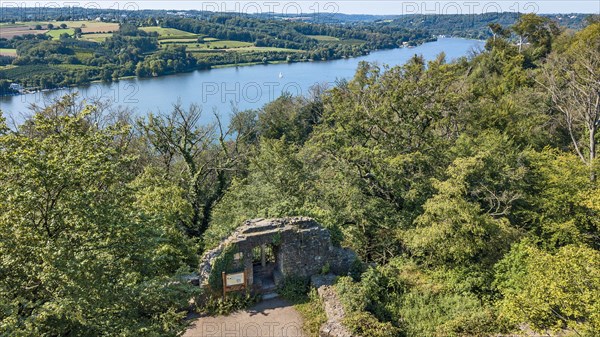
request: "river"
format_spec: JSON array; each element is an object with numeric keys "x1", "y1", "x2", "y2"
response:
[{"x1": 1, "y1": 38, "x2": 484, "y2": 125}]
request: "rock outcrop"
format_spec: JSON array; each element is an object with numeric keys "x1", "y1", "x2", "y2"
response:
[{"x1": 311, "y1": 274, "x2": 357, "y2": 337}]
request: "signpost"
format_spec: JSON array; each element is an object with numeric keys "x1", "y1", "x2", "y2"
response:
[{"x1": 222, "y1": 270, "x2": 248, "y2": 297}]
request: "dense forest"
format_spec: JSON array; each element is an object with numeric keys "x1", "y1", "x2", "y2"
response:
[
  {"x1": 385, "y1": 12, "x2": 588, "y2": 39},
  {"x1": 1, "y1": 13, "x2": 599, "y2": 337}
]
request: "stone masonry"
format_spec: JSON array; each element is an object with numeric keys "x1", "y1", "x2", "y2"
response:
[{"x1": 198, "y1": 217, "x2": 356, "y2": 291}]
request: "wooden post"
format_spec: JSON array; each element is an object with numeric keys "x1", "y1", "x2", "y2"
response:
[
  {"x1": 222, "y1": 271, "x2": 226, "y2": 298},
  {"x1": 261, "y1": 244, "x2": 266, "y2": 267}
]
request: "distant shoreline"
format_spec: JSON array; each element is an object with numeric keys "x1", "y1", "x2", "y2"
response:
[{"x1": 1, "y1": 41, "x2": 437, "y2": 98}]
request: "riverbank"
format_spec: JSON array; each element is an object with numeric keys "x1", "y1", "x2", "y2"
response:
[
  {"x1": 0, "y1": 44, "x2": 399, "y2": 98},
  {"x1": 1, "y1": 38, "x2": 486, "y2": 122}
]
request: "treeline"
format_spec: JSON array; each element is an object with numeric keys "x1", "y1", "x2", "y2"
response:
[
  {"x1": 162, "y1": 16, "x2": 431, "y2": 52},
  {"x1": 388, "y1": 12, "x2": 589, "y2": 39},
  {"x1": 1, "y1": 14, "x2": 599, "y2": 337},
  {"x1": 0, "y1": 7, "x2": 176, "y2": 23}
]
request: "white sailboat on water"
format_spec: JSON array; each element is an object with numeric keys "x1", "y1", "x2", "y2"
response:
[{"x1": 278, "y1": 72, "x2": 283, "y2": 79}]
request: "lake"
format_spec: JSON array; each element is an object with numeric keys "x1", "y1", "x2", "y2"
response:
[{"x1": 1, "y1": 38, "x2": 484, "y2": 125}]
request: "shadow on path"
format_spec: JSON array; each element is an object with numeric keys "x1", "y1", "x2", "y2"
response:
[{"x1": 183, "y1": 297, "x2": 306, "y2": 337}]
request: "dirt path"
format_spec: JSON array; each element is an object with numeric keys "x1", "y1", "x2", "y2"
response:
[{"x1": 183, "y1": 298, "x2": 306, "y2": 337}]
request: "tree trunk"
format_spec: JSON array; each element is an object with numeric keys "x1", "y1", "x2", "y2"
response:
[{"x1": 591, "y1": 126, "x2": 597, "y2": 181}]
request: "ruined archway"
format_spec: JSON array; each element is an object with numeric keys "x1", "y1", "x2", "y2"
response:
[{"x1": 198, "y1": 217, "x2": 356, "y2": 294}]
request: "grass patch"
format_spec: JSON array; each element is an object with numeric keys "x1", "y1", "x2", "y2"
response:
[
  {"x1": 310, "y1": 35, "x2": 365, "y2": 45},
  {"x1": 338, "y1": 39, "x2": 366, "y2": 45},
  {"x1": 190, "y1": 50, "x2": 223, "y2": 55},
  {"x1": 295, "y1": 289, "x2": 328, "y2": 337},
  {"x1": 163, "y1": 40, "x2": 255, "y2": 51},
  {"x1": 140, "y1": 26, "x2": 197, "y2": 39},
  {"x1": 46, "y1": 28, "x2": 74, "y2": 39},
  {"x1": 80, "y1": 33, "x2": 113, "y2": 43},
  {"x1": 159, "y1": 38, "x2": 200, "y2": 44},
  {"x1": 233, "y1": 46, "x2": 301, "y2": 52},
  {"x1": 278, "y1": 277, "x2": 327, "y2": 337},
  {"x1": 74, "y1": 50, "x2": 94, "y2": 60},
  {"x1": 309, "y1": 35, "x2": 340, "y2": 41},
  {"x1": 205, "y1": 40, "x2": 253, "y2": 49},
  {"x1": 0, "y1": 48, "x2": 17, "y2": 57},
  {"x1": 0, "y1": 23, "x2": 23, "y2": 28}
]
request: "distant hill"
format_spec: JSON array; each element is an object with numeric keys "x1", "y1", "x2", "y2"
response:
[
  {"x1": 0, "y1": 7, "x2": 594, "y2": 41},
  {"x1": 269, "y1": 12, "x2": 593, "y2": 40},
  {"x1": 383, "y1": 13, "x2": 591, "y2": 39}
]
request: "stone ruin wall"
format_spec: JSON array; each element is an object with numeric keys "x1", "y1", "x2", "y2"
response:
[
  {"x1": 197, "y1": 217, "x2": 360, "y2": 337},
  {"x1": 198, "y1": 217, "x2": 356, "y2": 289}
]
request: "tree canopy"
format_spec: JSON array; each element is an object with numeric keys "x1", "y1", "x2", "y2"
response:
[{"x1": 1, "y1": 14, "x2": 599, "y2": 337}]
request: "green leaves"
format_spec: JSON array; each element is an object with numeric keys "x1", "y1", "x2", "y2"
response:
[
  {"x1": 526, "y1": 149, "x2": 599, "y2": 248},
  {"x1": 496, "y1": 243, "x2": 600, "y2": 335},
  {"x1": 0, "y1": 105, "x2": 197, "y2": 336}
]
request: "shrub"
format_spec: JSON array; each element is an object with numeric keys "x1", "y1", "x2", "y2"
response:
[
  {"x1": 201, "y1": 292, "x2": 259, "y2": 316},
  {"x1": 398, "y1": 290, "x2": 507, "y2": 337},
  {"x1": 348, "y1": 257, "x2": 366, "y2": 281},
  {"x1": 207, "y1": 245, "x2": 236, "y2": 292},
  {"x1": 335, "y1": 275, "x2": 369, "y2": 312},
  {"x1": 295, "y1": 288, "x2": 328, "y2": 336},
  {"x1": 278, "y1": 276, "x2": 310, "y2": 303},
  {"x1": 343, "y1": 311, "x2": 400, "y2": 337}
]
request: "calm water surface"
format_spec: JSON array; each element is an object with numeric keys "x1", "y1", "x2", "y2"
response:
[{"x1": 1, "y1": 38, "x2": 484, "y2": 125}]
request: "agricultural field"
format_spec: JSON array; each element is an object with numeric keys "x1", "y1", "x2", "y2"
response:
[
  {"x1": 205, "y1": 40, "x2": 253, "y2": 48},
  {"x1": 0, "y1": 21, "x2": 117, "y2": 39},
  {"x1": 28, "y1": 20, "x2": 118, "y2": 33},
  {"x1": 0, "y1": 48, "x2": 17, "y2": 57},
  {"x1": 0, "y1": 63, "x2": 99, "y2": 82},
  {"x1": 230, "y1": 46, "x2": 302, "y2": 52},
  {"x1": 80, "y1": 33, "x2": 113, "y2": 43},
  {"x1": 0, "y1": 23, "x2": 47, "y2": 39},
  {"x1": 159, "y1": 38, "x2": 200, "y2": 44},
  {"x1": 337, "y1": 39, "x2": 366, "y2": 45},
  {"x1": 159, "y1": 39, "x2": 254, "y2": 51},
  {"x1": 309, "y1": 35, "x2": 340, "y2": 41},
  {"x1": 0, "y1": 64, "x2": 61, "y2": 80},
  {"x1": 308, "y1": 35, "x2": 365, "y2": 45},
  {"x1": 73, "y1": 21, "x2": 119, "y2": 33},
  {"x1": 306, "y1": 35, "x2": 366, "y2": 46},
  {"x1": 139, "y1": 27, "x2": 198, "y2": 39}
]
